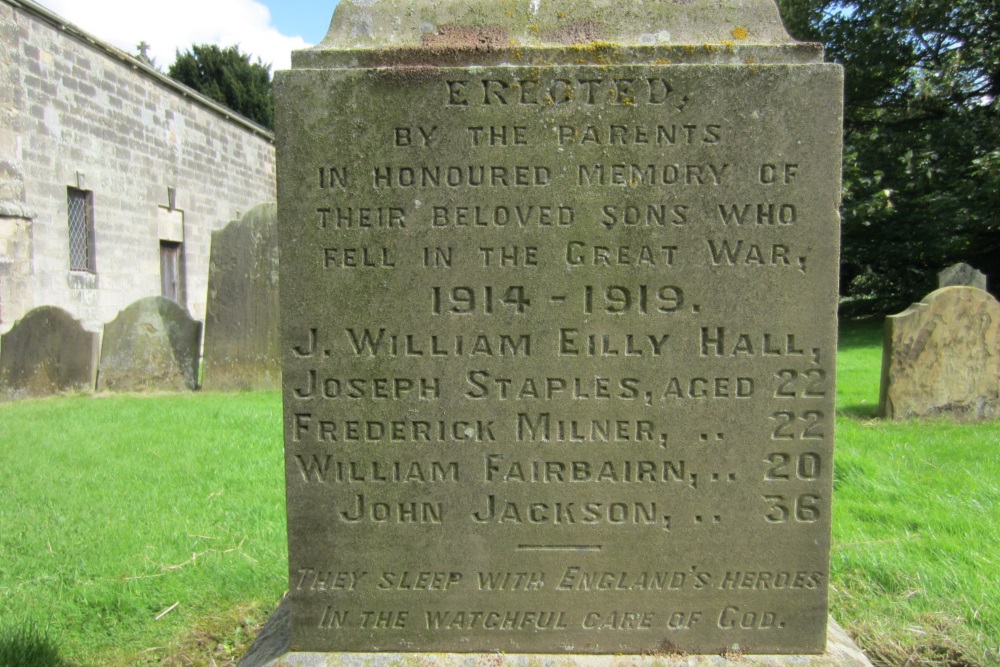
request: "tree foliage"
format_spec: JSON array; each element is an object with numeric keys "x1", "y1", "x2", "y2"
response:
[
  {"x1": 778, "y1": 1, "x2": 999, "y2": 314},
  {"x1": 168, "y1": 44, "x2": 273, "y2": 130}
]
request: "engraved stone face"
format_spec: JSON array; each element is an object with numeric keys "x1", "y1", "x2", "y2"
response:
[{"x1": 276, "y1": 39, "x2": 842, "y2": 656}]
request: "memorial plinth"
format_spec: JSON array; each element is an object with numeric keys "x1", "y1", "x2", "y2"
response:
[{"x1": 258, "y1": 0, "x2": 855, "y2": 662}]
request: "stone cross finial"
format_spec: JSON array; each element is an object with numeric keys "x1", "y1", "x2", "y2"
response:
[{"x1": 136, "y1": 41, "x2": 152, "y2": 65}]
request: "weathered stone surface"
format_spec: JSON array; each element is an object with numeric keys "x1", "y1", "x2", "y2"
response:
[
  {"x1": 879, "y1": 286, "x2": 999, "y2": 421},
  {"x1": 275, "y1": 0, "x2": 842, "y2": 657},
  {"x1": 97, "y1": 296, "x2": 201, "y2": 392},
  {"x1": 296, "y1": 0, "x2": 826, "y2": 69},
  {"x1": 0, "y1": 306, "x2": 98, "y2": 399},
  {"x1": 239, "y1": 598, "x2": 874, "y2": 667},
  {"x1": 938, "y1": 263, "x2": 987, "y2": 291},
  {"x1": 318, "y1": 0, "x2": 792, "y2": 50},
  {"x1": 202, "y1": 203, "x2": 281, "y2": 391}
]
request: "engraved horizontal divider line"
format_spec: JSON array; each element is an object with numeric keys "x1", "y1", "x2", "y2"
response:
[{"x1": 516, "y1": 544, "x2": 604, "y2": 552}]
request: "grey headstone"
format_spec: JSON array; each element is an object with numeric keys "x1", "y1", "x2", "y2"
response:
[
  {"x1": 275, "y1": 0, "x2": 843, "y2": 657},
  {"x1": 938, "y1": 263, "x2": 987, "y2": 291},
  {"x1": 0, "y1": 306, "x2": 98, "y2": 399},
  {"x1": 97, "y1": 296, "x2": 202, "y2": 392},
  {"x1": 879, "y1": 286, "x2": 999, "y2": 421},
  {"x1": 202, "y1": 203, "x2": 281, "y2": 391}
]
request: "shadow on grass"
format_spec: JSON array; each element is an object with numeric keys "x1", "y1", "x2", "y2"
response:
[
  {"x1": 0, "y1": 621, "x2": 72, "y2": 667},
  {"x1": 838, "y1": 403, "x2": 880, "y2": 420},
  {"x1": 838, "y1": 318, "x2": 884, "y2": 351}
]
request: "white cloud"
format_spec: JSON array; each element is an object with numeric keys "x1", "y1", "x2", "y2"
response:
[{"x1": 38, "y1": 0, "x2": 308, "y2": 72}]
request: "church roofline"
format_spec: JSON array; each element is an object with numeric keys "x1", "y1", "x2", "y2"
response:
[{"x1": 4, "y1": 0, "x2": 275, "y2": 142}]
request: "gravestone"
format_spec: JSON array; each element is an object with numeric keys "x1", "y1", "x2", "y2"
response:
[
  {"x1": 266, "y1": 0, "x2": 852, "y2": 662},
  {"x1": 938, "y1": 263, "x2": 987, "y2": 291},
  {"x1": 202, "y1": 203, "x2": 281, "y2": 391},
  {"x1": 97, "y1": 296, "x2": 201, "y2": 392},
  {"x1": 0, "y1": 306, "x2": 98, "y2": 399},
  {"x1": 879, "y1": 286, "x2": 999, "y2": 421}
]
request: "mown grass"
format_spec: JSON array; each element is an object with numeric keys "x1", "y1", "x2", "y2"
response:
[
  {"x1": 0, "y1": 392, "x2": 286, "y2": 666},
  {"x1": 832, "y1": 321, "x2": 1000, "y2": 666},
  {"x1": 0, "y1": 323, "x2": 997, "y2": 666}
]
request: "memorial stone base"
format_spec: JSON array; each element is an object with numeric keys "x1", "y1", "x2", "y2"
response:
[{"x1": 239, "y1": 599, "x2": 873, "y2": 667}]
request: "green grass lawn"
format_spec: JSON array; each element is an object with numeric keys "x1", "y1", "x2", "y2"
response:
[
  {"x1": 0, "y1": 322, "x2": 997, "y2": 666},
  {"x1": 831, "y1": 321, "x2": 1000, "y2": 667},
  {"x1": 0, "y1": 392, "x2": 287, "y2": 666}
]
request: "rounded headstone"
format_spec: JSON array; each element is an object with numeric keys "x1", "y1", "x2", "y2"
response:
[
  {"x1": 879, "y1": 286, "x2": 1000, "y2": 421},
  {"x1": 938, "y1": 262, "x2": 987, "y2": 291},
  {"x1": 0, "y1": 306, "x2": 98, "y2": 399},
  {"x1": 97, "y1": 296, "x2": 202, "y2": 392}
]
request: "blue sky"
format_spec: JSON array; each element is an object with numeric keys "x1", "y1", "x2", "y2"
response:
[
  {"x1": 37, "y1": 0, "x2": 342, "y2": 71},
  {"x1": 266, "y1": 1, "x2": 340, "y2": 46}
]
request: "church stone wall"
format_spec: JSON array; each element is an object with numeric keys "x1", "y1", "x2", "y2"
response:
[{"x1": 0, "y1": 0, "x2": 276, "y2": 334}]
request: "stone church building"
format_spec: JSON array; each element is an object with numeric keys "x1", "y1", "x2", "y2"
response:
[{"x1": 0, "y1": 0, "x2": 276, "y2": 334}]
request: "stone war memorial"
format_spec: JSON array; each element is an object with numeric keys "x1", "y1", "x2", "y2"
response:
[{"x1": 253, "y1": 0, "x2": 867, "y2": 664}]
